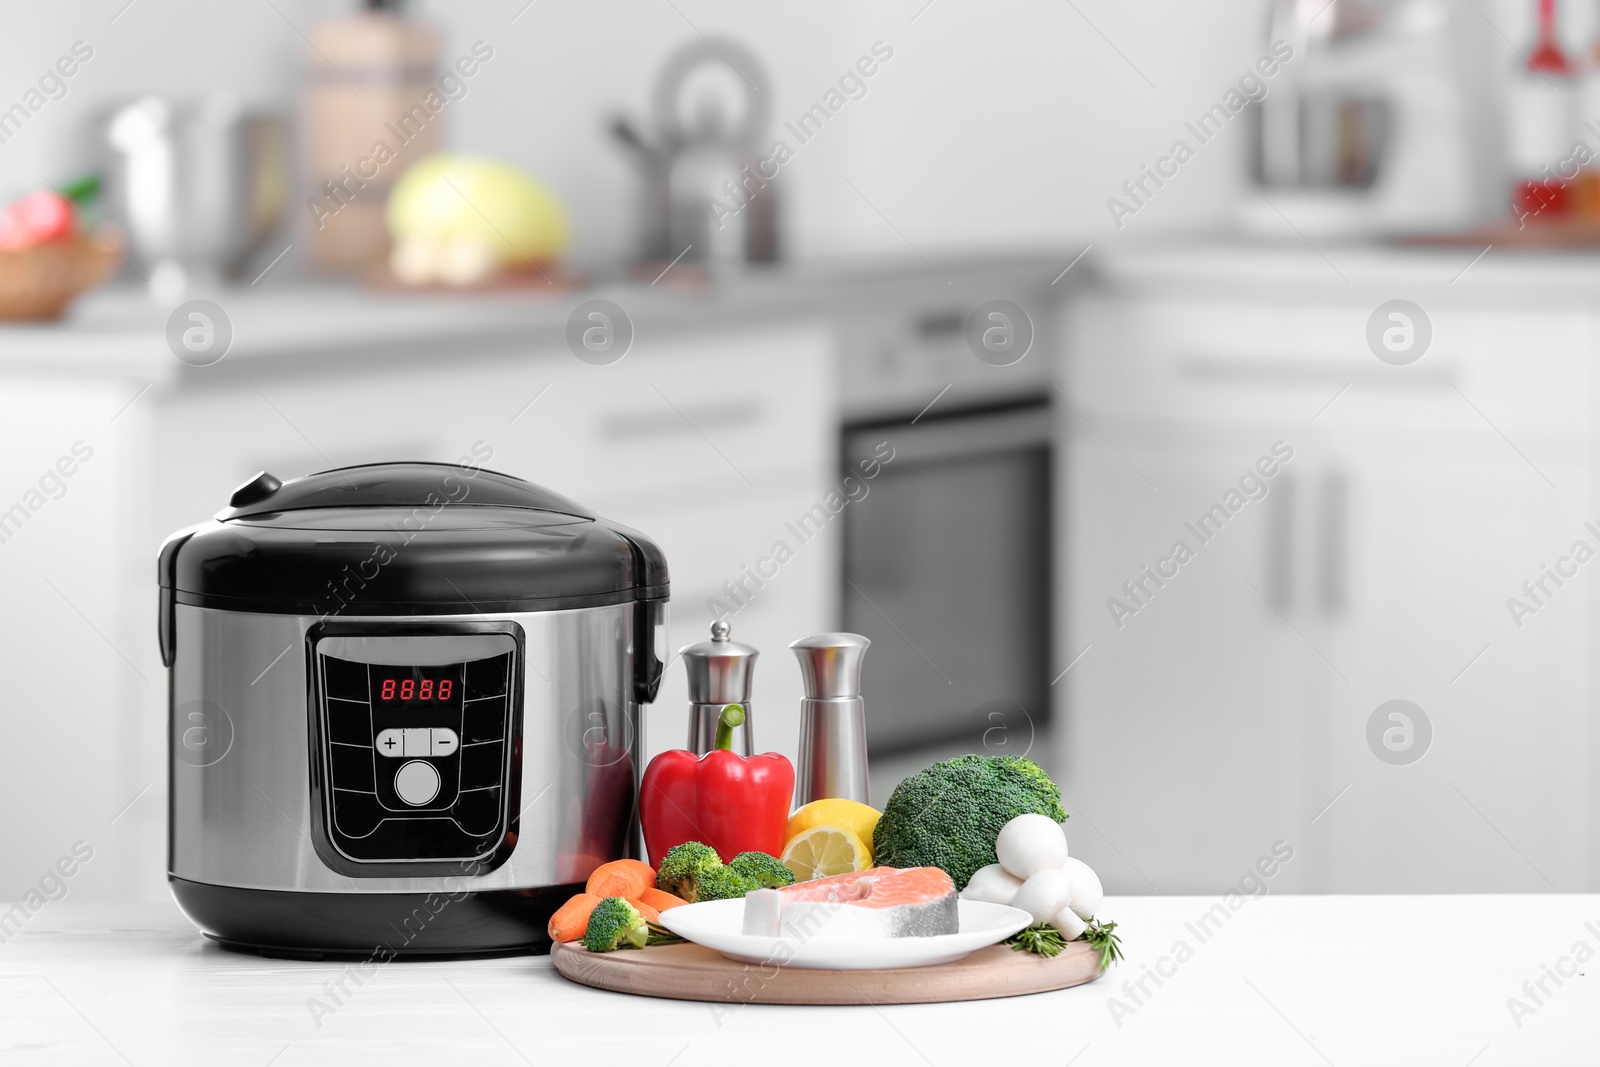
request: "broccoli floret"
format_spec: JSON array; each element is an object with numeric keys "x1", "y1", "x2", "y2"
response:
[
  {"x1": 582, "y1": 896, "x2": 648, "y2": 953},
  {"x1": 654, "y1": 841, "x2": 766, "y2": 901},
  {"x1": 872, "y1": 754, "x2": 1067, "y2": 891},
  {"x1": 727, "y1": 851, "x2": 795, "y2": 889},
  {"x1": 693, "y1": 865, "x2": 757, "y2": 901},
  {"x1": 1007, "y1": 756, "x2": 1062, "y2": 799},
  {"x1": 656, "y1": 842, "x2": 721, "y2": 900}
]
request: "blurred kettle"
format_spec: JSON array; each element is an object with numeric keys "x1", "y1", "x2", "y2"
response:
[
  {"x1": 611, "y1": 38, "x2": 778, "y2": 271},
  {"x1": 104, "y1": 95, "x2": 287, "y2": 297}
]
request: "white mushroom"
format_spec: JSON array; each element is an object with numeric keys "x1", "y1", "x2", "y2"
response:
[
  {"x1": 1049, "y1": 903, "x2": 1087, "y2": 940},
  {"x1": 1060, "y1": 856, "x2": 1103, "y2": 921},
  {"x1": 960, "y1": 863, "x2": 1023, "y2": 906},
  {"x1": 995, "y1": 813, "x2": 1069, "y2": 879},
  {"x1": 1010, "y1": 867, "x2": 1074, "y2": 925}
]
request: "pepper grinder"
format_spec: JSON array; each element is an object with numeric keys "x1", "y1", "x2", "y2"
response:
[
  {"x1": 790, "y1": 632, "x2": 871, "y2": 805},
  {"x1": 680, "y1": 621, "x2": 757, "y2": 756}
]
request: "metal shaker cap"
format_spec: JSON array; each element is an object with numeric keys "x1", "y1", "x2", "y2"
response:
[
  {"x1": 790, "y1": 632, "x2": 870, "y2": 699},
  {"x1": 680, "y1": 621, "x2": 759, "y2": 703}
]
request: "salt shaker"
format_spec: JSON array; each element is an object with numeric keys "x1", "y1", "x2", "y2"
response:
[
  {"x1": 790, "y1": 632, "x2": 871, "y2": 805},
  {"x1": 680, "y1": 621, "x2": 757, "y2": 756}
]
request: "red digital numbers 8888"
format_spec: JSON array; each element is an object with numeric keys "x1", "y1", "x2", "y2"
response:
[{"x1": 378, "y1": 676, "x2": 453, "y2": 702}]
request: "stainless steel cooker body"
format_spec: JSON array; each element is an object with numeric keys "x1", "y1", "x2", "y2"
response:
[
  {"x1": 169, "y1": 603, "x2": 641, "y2": 895},
  {"x1": 159, "y1": 463, "x2": 668, "y2": 958}
]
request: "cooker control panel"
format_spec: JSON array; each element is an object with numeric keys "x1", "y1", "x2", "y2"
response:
[{"x1": 309, "y1": 629, "x2": 522, "y2": 875}]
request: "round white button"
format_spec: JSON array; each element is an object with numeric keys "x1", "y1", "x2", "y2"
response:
[{"x1": 394, "y1": 760, "x2": 440, "y2": 806}]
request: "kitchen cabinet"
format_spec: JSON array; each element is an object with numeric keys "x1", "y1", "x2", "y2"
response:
[
  {"x1": 1059, "y1": 427, "x2": 1309, "y2": 894},
  {"x1": 0, "y1": 376, "x2": 149, "y2": 907},
  {"x1": 1059, "y1": 278, "x2": 1600, "y2": 894}
]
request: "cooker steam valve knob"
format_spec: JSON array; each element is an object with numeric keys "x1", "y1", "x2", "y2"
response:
[{"x1": 229, "y1": 471, "x2": 283, "y2": 509}]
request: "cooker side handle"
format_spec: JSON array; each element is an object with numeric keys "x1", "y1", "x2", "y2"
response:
[
  {"x1": 610, "y1": 525, "x2": 670, "y2": 705},
  {"x1": 633, "y1": 598, "x2": 668, "y2": 705},
  {"x1": 157, "y1": 525, "x2": 202, "y2": 668}
]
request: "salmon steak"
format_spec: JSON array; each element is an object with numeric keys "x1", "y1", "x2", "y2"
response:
[{"x1": 741, "y1": 866, "x2": 958, "y2": 939}]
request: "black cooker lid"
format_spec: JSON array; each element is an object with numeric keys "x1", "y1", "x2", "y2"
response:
[{"x1": 159, "y1": 462, "x2": 669, "y2": 617}]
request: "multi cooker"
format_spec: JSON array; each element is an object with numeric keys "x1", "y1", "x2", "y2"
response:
[{"x1": 158, "y1": 461, "x2": 667, "y2": 958}]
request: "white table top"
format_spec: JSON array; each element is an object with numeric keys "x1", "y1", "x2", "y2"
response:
[{"x1": 1, "y1": 896, "x2": 1593, "y2": 1065}]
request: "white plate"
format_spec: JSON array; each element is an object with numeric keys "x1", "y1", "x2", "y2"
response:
[{"x1": 657, "y1": 897, "x2": 1034, "y2": 970}]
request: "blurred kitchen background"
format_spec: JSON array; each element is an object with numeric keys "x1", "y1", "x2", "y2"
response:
[{"x1": 4, "y1": 0, "x2": 1600, "y2": 904}]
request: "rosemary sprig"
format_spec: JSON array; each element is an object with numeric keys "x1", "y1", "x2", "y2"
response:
[
  {"x1": 1005, "y1": 917, "x2": 1124, "y2": 969},
  {"x1": 1007, "y1": 923, "x2": 1066, "y2": 957},
  {"x1": 1083, "y1": 918, "x2": 1123, "y2": 970},
  {"x1": 645, "y1": 920, "x2": 685, "y2": 946}
]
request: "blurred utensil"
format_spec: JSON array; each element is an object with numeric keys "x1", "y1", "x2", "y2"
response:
[
  {"x1": 609, "y1": 116, "x2": 673, "y2": 264},
  {"x1": 1244, "y1": 0, "x2": 1501, "y2": 237},
  {"x1": 104, "y1": 95, "x2": 287, "y2": 298},
  {"x1": 300, "y1": 0, "x2": 440, "y2": 276},
  {"x1": 611, "y1": 38, "x2": 778, "y2": 271}
]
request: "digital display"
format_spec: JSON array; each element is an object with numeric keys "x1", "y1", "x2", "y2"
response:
[
  {"x1": 317, "y1": 645, "x2": 515, "y2": 870},
  {"x1": 379, "y1": 676, "x2": 453, "y2": 702},
  {"x1": 370, "y1": 664, "x2": 464, "y2": 706}
]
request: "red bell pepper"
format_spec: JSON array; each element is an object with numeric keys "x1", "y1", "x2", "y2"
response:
[{"x1": 640, "y1": 704, "x2": 794, "y2": 866}]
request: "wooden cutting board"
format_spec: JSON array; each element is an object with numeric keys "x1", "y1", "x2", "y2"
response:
[{"x1": 550, "y1": 938, "x2": 1104, "y2": 1005}]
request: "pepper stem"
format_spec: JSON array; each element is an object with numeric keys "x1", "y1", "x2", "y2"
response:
[{"x1": 713, "y1": 703, "x2": 745, "y2": 751}]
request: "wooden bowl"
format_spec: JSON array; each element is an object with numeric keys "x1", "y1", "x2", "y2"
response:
[{"x1": 0, "y1": 233, "x2": 121, "y2": 322}]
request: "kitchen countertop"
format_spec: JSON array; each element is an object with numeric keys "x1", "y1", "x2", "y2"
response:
[
  {"x1": 1098, "y1": 236, "x2": 1600, "y2": 305},
  {"x1": 4, "y1": 896, "x2": 1595, "y2": 1065},
  {"x1": 0, "y1": 252, "x2": 1070, "y2": 378},
  {"x1": 13, "y1": 241, "x2": 1600, "y2": 378}
]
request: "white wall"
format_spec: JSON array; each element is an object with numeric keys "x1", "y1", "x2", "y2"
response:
[
  {"x1": 0, "y1": 1, "x2": 312, "y2": 192},
  {"x1": 0, "y1": 0, "x2": 1280, "y2": 267},
  {"x1": 6, "y1": 0, "x2": 1578, "y2": 266}
]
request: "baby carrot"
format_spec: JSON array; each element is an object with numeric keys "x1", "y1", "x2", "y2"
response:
[
  {"x1": 547, "y1": 892, "x2": 602, "y2": 943},
  {"x1": 637, "y1": 887, "x2": 687, "y2": 912},
  {"x1": 585, "y1": 858, "x2": 655, "y2": 899}
]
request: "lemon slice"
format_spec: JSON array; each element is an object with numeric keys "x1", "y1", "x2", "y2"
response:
[
  {"x1": 785, "y1": 798, "x2": 881, "y2": 859},
  {"x1": 780, "y1": 824, "x2": 871, "y2": 882}
]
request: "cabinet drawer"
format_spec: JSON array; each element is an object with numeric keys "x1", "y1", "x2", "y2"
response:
[
  {"x1": 512, "y1": 324, "x2": 836, "y2": 499},
  {"x1": 1064, "y1": 293, "x2": 1596, "y2": 441},
  {"x1": 163, "y1": 323, "x2": 837, "y2": 511}
]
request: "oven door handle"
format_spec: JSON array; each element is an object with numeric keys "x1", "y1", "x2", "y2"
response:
[
  {"x1": 1265, "y1": 474, "x2": 1294, "y2": 612},
  {"x1": 1318, "y1": 471, "x2": 1347, "y2": 616}
]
